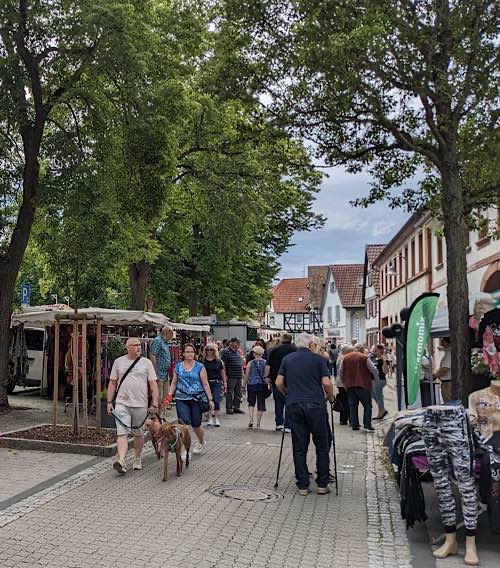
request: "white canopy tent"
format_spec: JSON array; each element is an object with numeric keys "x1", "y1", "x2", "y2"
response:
[
  {"x1": 430, "y1": 292, "x2": 494, "y2": 337},
  {"x1": 12, "y1": 307, "x2": 168, "y2": 328}
]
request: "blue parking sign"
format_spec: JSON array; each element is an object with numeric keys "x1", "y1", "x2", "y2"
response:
[{"x1": 21, "y1": 284, "x2": 31, "y2": 305}]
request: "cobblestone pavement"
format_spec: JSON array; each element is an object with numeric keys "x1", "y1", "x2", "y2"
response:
[
  {"x1": 0, "y1": 449, "x2": 94, "y2": 504},
  {"x1": 0, "y1": 386, "x2": 416, "y2": 568}
]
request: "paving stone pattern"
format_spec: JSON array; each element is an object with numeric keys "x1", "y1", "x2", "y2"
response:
[
  {"x1": 0, "y1": 448, "x2": 94, "y2": 504},
  {"x1": 0, "y1": 392, "x2": 415, "y2": 568}
]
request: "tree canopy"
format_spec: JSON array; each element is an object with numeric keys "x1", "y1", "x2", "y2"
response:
[{"x1": 221, "y1": 0, "x2": 499, "y2": 399}]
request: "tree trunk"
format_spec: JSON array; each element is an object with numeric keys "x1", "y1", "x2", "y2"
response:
[
  {"x1": 440, "y1": 156, "x2": 471, "y2": 404},
  {"x1": 188, "y1": 286, "x2": 199, "y2": 317},
  {"x1": 128, "y1": 260, "x2": 150, "y2": 310},
  {"x1": 0, "y1": 167, "x2": 37, "y2": 408}
]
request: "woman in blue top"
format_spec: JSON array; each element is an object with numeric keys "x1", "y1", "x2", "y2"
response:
[
  {"x1": 243, "y1": 345, "x2": 271, "y2": 428},
  {"x1": 164, "y1": 343, "x2": 214, "y2": 454}
]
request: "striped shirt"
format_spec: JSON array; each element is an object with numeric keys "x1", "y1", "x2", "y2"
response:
[{"x1": 221, "y1": 347, "x2": 244, "y2": 380}]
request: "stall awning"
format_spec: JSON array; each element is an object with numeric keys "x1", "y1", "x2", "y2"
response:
[
  {"x1": 430, "y1": 292, "x2": 493, "y2": 337},
  {"x1": 11, "y1": 307, "x2": 168, "y2": 328},
  {"x1": 168, "y1": 321, "x2": 210, "y2": 332}
]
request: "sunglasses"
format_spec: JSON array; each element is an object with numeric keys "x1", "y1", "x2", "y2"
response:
[{"x1": 206, "y1": 348, "x2": 215, "y2": 351}]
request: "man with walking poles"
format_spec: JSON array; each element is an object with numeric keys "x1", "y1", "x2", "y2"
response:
[{"x1": 275, "y1": 333, "x2": 335, "y2": 495}]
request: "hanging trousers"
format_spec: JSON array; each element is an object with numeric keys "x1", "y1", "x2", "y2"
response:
[{"x1": 421, "y1": 405, "x2": 478, "y2": 535}]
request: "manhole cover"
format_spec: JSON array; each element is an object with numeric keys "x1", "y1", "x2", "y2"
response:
[{"x1": 208, "y1": 485, "x2": 283, "y2": 502}]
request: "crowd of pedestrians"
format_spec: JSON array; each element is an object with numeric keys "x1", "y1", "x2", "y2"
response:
[{"x1": 108, "y1": 325, "x2": 395, "y2": 493}]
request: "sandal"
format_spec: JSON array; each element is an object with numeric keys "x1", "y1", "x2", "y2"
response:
[{"x1": 248, "y1": 421, "x2": 254, "y2": 428}]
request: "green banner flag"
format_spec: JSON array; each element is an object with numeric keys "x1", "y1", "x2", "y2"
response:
[{"x1": 404, "y1": 293, "x2": 439, "y2": 406}]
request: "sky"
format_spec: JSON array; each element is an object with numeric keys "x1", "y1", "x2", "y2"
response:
[{"x1": 277, "y1": 166, "x2": 411, "y2": 280}]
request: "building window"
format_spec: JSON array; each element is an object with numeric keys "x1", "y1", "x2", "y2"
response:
[
  {"x1": 330, "y1": 280, "x2": 336, "y2": 293},
  {"x1": 367, "y1": 272, "x2": 372, "y2": 287},
  {"x1": 327, "y1": 306, "x2": 332, "y2": 324},
  {"x1": 335, "y1": 305, "x2": 340, "y2": 323},
  {"x1": 404, "y1": 247, "x2": 408, "y2": 281},
  {"x1": 436, "y1": 235, "x2": 444, "y2": 266},
  {"x1": 353, "y1": 317, "x2": 360, "y2": 340},
  {"x1": 296, "y1": 314, "x2": 303, "y2": 324},
  {"x1": 269, "y1": 316, "x2": 275, "y2": 325},
  {"x1": 409, "y1": 240, "x2": 415, "y2": 276},
  {"x1": 418, "y1": 231, "x2": 424, "y2": 271},
  {"x1": 398, "y1": 254, "x2": 403, "y2": 285}
]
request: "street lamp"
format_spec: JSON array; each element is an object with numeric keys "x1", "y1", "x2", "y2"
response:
[{"x1": 387, "y1": 258, "x2": 408, "y2": 307}]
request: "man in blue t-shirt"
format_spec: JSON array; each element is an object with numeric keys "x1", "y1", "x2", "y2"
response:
[{"x1": 276, "y1": 333, "x2": 334, "y2": 495}]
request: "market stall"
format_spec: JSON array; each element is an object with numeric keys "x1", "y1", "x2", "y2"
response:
[
  {"x1": 387, "y1": 291, "x2": 500, "y2": 564},
  {"x1": 11, "y1": 308, "x2": 168, "y2": 432}
]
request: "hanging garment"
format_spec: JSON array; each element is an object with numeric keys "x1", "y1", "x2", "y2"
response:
[
  {"x1": 477, "y1": 430, "x2": 500, "y2": 534},
  {"x1": 8, "y1": 324, "x2": 29, "y2": 386},
  {"x1": 421, "y1": 405, "x2": 478, "y2": 535},
  {"x1": 397, "y1": 430, "x2": 428, "y2": 528}
]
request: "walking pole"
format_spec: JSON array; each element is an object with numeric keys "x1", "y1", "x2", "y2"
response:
[
  {"x1": 330, "y1": 402, "x2": 339, "y2": 496},
  {"x1": 274, "y1": 424, "x2": 287, "y2": 488}
]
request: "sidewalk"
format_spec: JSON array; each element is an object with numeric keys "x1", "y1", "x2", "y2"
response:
[{"x1": 1, "y1": 387, "x2": 413, "y2": 568}]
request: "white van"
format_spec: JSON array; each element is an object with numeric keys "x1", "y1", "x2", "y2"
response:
[{"x1": 24, "y1": 327, "x2": 45, "y2": 388}]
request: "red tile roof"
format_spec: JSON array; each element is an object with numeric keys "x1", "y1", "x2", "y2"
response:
[
  {"x1": 331, "y1": 264, "x2": 365, "y2": 308},
  {"x1": 366, "y1": 244, "x2": 386, "y2": 296},
  {"x1": 272, "y1": 278, "x2": 309, "y2": 313},
  {"x1": 307, "y1": 265, "x2": 329, "y2": 309}
]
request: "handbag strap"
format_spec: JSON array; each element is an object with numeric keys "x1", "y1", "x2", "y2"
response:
[{"x1": 113, "y1": 357, "x2": 141, "y2": 402}]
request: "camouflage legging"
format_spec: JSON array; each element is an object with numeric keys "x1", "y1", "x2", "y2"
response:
[{"x1": 422, "y1": 405, "x2": 478, "y2": 535}]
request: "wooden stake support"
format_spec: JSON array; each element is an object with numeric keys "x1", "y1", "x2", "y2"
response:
[
  {"x1": 52, "y1": 320, "x2": 60, "y2": 433},
  {"x1": 81, "y1": 318, "x2": 88, "y2": 437},
  {"x1": 95, "y1": 319, "x2": 102, "y2": 432}
]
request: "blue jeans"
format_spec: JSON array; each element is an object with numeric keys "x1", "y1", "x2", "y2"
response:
[
  {"x1": 347, "y1": 387, "x2": 372, "y2": 429},
  {"x1": 286, "y1": 402, "x2": 330, "y2": 489},
  {"x1": 176, "y1": 399, "x2": 202, "y2": 428},
  {"x1": 209, "y1": 381, "x2": 223, "y2": 411},
  {"x1": 371, "y1": 379, "x2": 386, "y2": 410},
  {"x1": 273, "y1": 385, "x2": 289, "y2": 428}
]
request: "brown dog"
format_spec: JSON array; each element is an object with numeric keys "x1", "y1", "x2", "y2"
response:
[
  {"x1": 144, "y1": 412, "x2": 164, "y2": 460},
  {"x1": 160, "y1": 422, "x2": 191, "y2": 482}
]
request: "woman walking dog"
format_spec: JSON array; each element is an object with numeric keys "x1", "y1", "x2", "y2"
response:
[{"x1": 164, "y1": 343, "x2": 214, "y2": 454}]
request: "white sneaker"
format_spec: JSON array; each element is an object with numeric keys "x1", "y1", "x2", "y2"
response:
[
  {"x1": 113, "y1": 458, "x2": 127, "y2": 475},
  {"x1": 192, "y1": 441, "x2": 206, "y2": 455},
  {"x1": 132, "y1": 457, "x2": 142, "y2": 470},
  {"x1": 214, "y1": 417, "x2": 221, "y2": 427},
  {"x1": 284, "y1": 428, "x2": 291, "y2": 433},
  {"x1": 207, "y1": 416, "x2": 215, "y2": 426}
]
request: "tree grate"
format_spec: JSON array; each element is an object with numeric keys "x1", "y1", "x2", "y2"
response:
[{"x1": 207, "y1": 485, "x2": 283, "y2": 503}]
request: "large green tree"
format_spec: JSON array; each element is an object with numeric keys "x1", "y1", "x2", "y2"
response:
[
  {"x1": 223, "y1": 0, "x2": 499, "y2": 400},
  {"x1": 148, "y1": 95, "x2": 323, "y2": 318},
  {"x1": 0, "y1": 0, "x2": 165, "y2": 407}
]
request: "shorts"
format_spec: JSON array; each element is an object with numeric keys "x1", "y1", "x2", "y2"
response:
[
  {"x1": 175, "y1": 399, "x2": 202, "y2": 428},
  {"x1": 114, "y1": 403, "x2": 147, "y2": 436}
]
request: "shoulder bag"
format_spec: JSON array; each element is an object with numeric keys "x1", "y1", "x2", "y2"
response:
[
  {"x1": 112, "y1": 356, "x2": 142, "y2": 406},
  {"x1": 254, "y1": 361, "x2": 272, "y2": 398}
]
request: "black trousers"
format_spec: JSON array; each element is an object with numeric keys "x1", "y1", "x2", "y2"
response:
[
  {"x1": 286, "y1": 402, "x2": 330, "y2": 490},
  {"x1": 337, "y1": 387, "x2": 350, "y2": 424},
  {"x1": 347, "y1": 387, "x2": 372, "y2": 429},
  {"x1": 226, "y1": 377, "x2": 242, "y2": 411}
]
